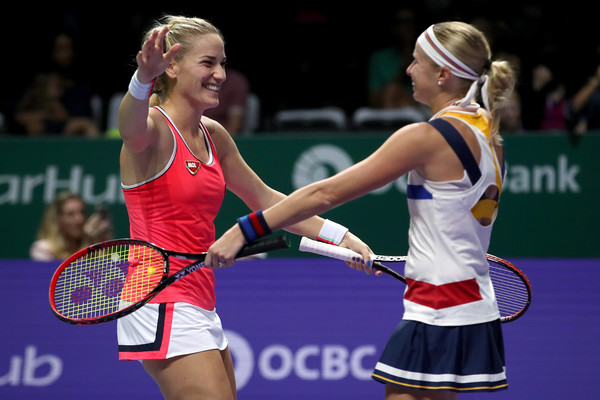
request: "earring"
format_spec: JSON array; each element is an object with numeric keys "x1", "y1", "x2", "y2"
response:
[{"x1": 437, "y1": 80, "x2": 442, "y2": 86}]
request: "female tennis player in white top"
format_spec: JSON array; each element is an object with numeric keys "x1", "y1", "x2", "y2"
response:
[{"x1": 208, "y1": 21, "x2": 516, "y2": 400}]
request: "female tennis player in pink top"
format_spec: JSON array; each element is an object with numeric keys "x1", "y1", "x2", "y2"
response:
[
  {"x1": 208, "y1": 21, "x2": 517, "y2": 400},
  {"x1": 117, "y1": 15, "x2": 371, "y2": 400}
]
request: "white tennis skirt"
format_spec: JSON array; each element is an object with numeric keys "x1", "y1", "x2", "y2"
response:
[{"x1": 117, "y1": 302, "x2": 228, "y2": 361}]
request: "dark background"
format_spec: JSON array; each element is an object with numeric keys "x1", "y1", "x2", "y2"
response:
[{"x1": 3, "y1": 2, "x2": 597, "y2": 132}]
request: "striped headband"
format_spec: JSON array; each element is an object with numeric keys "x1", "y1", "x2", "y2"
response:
[
  {"x1": 417, "y1": 25, "x2": 480, "y2": 81},
  {"x1": 417, "y1": 25, "x2": 491, "y2": 109}
]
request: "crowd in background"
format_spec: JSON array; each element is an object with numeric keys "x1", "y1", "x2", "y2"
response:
[{"x1": 2, "y1": 2, "x2": 599, "y2": 137}]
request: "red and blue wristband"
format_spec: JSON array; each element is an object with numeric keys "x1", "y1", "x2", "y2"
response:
[{"x1": 237, "y1": 210, "x2": 272, "y2": 243}]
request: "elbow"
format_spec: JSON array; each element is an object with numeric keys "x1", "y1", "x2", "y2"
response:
[
  {"x1": 118, "y1": 120, "x2": 152, "y2": 153},
  {"x1": 307, "y1": 184, "x2": 340, "y2": 214}
]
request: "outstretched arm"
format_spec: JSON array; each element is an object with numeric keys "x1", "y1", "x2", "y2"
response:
[
  {"x1": 207, "y1": 122, "x2": 436, "y2": 269},
  {"x1": 208, "y1": 120, "x2": 375, "y2": 272},
  {"x1": 118, "y1": 26, "x2": 182, "y2": 153}
]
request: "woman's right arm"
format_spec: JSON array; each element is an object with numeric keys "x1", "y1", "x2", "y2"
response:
[
  {"x1": 118, "y1": 90, "x2": 156, "y2": 153},
  {"x1": 118, "y1": 27, "x2": 181, "y2": 153}
]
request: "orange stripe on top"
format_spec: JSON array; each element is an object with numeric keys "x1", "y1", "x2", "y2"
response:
[{"x1": 439, "y1": 110, "x2": 503, "y2": 197}]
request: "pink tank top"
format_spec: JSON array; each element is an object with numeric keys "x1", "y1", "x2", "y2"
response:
[{"x1": 122, "y1": 107, "x2": 225, "y2": 310}]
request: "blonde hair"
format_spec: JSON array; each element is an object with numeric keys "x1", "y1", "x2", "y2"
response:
[
  {"x1": 143, "y1": 15, "x2": 224, "y2": 107},
  {"x1": 36, "y1": 191, "x2": 87, "y2": 258},
  {"x1": 433, "y1": 22, "x2": 516, "y2": 142}
]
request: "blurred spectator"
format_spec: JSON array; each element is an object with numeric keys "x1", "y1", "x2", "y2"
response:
[
  {"x1": 13, "y1": 32, "x2": 100, "y2": 136},
  {"x1": 203, "y1": 67, "x2": 250, "y2": 135},
  {"x1": 272, "y1": 8, "x2": 337, "y2": 111},
  {"x1": 570, "y1": 64, "x2": 600, "y2": 133},
  {"x1": 30, "y1": 191, "x2": 113, "y2": 261},
  {"x1": 367, "y1": 7, "x2": 420, "y2": 109},
  {"x1": 520, "y1": 63, "x2": 570, "y2": 132}
]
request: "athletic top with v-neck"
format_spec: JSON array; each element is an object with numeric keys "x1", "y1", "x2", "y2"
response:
[{"x1": 122, "y1": 106, "x2": 226, "y2": 310}]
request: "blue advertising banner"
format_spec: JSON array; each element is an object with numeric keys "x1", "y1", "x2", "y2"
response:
[{"x1": 1, "y1": 257, "x2": 599, "y2": 399}]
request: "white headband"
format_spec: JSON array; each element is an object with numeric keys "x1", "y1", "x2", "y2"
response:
[{"x1": 417, "y1": 25, "x2": 490, "y2": 110}]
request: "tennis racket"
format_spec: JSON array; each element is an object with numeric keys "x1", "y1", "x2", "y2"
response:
[
  {"x1": 299, "y1": 237, "x2": 531, "y2": 323},
  {"x1": 50, "y1": 235, "x2": 289, "y2": 325}
]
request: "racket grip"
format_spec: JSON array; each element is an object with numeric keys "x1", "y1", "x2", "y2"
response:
[
  {"x1": 236, "y1": 235, "x2": 289, "y2": 258},
  {"x1": 299, "y1": 237, "x2": 361, "y2": 261}
]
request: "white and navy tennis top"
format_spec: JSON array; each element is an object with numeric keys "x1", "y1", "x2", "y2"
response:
[{"x1": 403, "y1": 105, "x2": 505, "y2": 326}]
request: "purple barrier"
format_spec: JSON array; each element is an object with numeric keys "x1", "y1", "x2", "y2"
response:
[{"x1": 1, "y1": 258, "x2": 599, "y2": 399}]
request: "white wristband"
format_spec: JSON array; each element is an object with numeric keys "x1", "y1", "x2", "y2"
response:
[
  {"x1": 128, "y1": 70, "x2": 155, "y2": 100},
  {"x1": 317, "y1": 219, "x2": 348, "y2": 246}
]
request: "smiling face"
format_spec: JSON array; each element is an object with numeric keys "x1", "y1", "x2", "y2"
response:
[
  {"x1": 171, "y1": 33, "x2": 227, "y2": 110},
  {"x1": 406, "y1": 44, "x2": 440, "y2": 106}
]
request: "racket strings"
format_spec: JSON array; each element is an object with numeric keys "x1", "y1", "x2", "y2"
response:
[
  {"x1": 52, "y1": 244, "x2": 164, "y2": 320},
  {"x1": 489, "y1": 263, "x2": 530, "y2": 319}
]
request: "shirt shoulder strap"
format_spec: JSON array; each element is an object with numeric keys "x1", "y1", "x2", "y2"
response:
[{"x1": 428, "y1": 118, "x2": 481, "y2": 185}]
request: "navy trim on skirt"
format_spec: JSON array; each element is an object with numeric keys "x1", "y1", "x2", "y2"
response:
[{"x1": 372, "y1": 319, "x2": 507, "y2": 393}]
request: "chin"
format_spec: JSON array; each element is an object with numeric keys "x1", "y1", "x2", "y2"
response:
[
  {"x1": 199, "y1": 98, "x2": 220, "y2": 111},
  {"x1": 412, "y1": 93, "x2": 423, "y2": 104},
  {"x1": 414, "y1": 97, "x2": 427, "y2": 106},
  {"x1": 411, "y1": 90, "x2": 428, "y2": 106},
  {"x1": 207, "y1": 96, "x2": 220, "y2": 108}
]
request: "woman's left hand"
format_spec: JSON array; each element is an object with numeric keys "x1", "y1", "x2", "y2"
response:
[{"x1": 340, "y1": 232, "x2": 380, "y2": 275}]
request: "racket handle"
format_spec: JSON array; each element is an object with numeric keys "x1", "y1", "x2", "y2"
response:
[
  {"x1": 237, "y1": 235, "x2": 289, "y2": 258},
  {"x1": 299, "y1": 237, "x2": 362, "y2": 261}
]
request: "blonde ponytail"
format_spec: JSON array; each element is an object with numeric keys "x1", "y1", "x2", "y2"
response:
[{"x1": 486, "y1": 60, "x2": 516, "y2": 142}]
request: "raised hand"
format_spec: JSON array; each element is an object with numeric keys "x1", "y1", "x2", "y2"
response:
[{"x1": 135, "y1": 26, "x2": 182, "y2": 84}]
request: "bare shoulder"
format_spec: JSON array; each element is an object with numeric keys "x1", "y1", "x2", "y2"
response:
[
  {"x1": 120, "y1": 109, "x2": 176, "y2": 185},
  {"x1": 121, "y1": 108, "x2": 171, "y2": 163},
  {"x1": 200, "y1": 115, "x2": 220, "y2": 135},
  {"x1": 202, "y1": 115, "x2": 227, "y2": 143},
  {"x1": 360, "y1": 121, "x2": 448, "y2": 177},
  {"x1": 385, "y1": 121, "x2": 448, "y2": 154},
  {"x1": 392, "y1": 120, "x2": 441, "y2": 139},
  {"x1": 140, "y1": 107, "x2": 173, "y2": 153},
  {"x1": 201, "y1": 115, "x2": 237, "y2": 157},
  {"x1": 147, "y1": 107, "x2": 167, "y2": 133}
]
